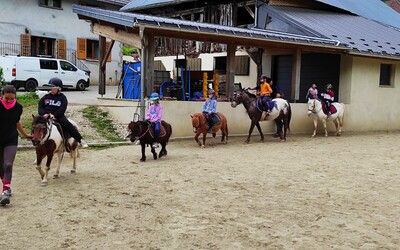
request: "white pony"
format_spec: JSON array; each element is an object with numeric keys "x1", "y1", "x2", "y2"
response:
[{"x1": 307, "y1": 99, "x2": 345, "y2": 137}]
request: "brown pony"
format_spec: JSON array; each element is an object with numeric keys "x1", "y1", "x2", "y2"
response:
[
  {"x1": 191, "y1": 112, "x2": 228, "y2": 148},
  {"x1": 127, "y1": 120, "x2": 172, "y2": 162}
]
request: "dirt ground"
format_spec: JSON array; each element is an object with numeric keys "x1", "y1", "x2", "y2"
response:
[{"x1": 1, "y1": 129, "x2": 399, "y2": 249}]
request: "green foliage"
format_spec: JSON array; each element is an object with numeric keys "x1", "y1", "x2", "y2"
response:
[
  {"x1": 18, "y1": 92, "x2": 40, "y2": 132},
  {"x1": 82, "y1": 106, "x2": 123, "y2": 142},
  {"x1": 0, "y1": 66, "x2": 4, "y2": 85},
  {"x1": 122, "y1": 46, "x2": 138, "y2": 56}
]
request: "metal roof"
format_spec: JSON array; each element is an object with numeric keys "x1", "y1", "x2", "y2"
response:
[
  {"x1": 266, "y1": 6, "x2": 400, "y2": 58},
  {"x1": 95, "y1": 0, "x2": 131, "y2": 6},
  {"x1": 315, "y1": 0, "x2": 400, "y2": 29},
  {"x1": 120, "y1": 0, "x2": 196, "y2": 11},
  {"x1": 73, "y1": 5, "x2": 343, "y2": 49}
]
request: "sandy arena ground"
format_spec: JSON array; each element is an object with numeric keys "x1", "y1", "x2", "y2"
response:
[{"x1": 0, "y1": 132, "x2": 399, "y2": 249}]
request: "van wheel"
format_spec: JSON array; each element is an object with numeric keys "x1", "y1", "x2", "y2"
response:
[
  {"x1": 76, "y1": 80, "x2": 86, "y2": 91},
  {"x1": 25, "y1": 80, "x2": 37, "y2": 92}
]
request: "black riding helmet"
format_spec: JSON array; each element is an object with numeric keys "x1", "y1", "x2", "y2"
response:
[{"x1": 48, "y1": 77, "x2": 63, "y2": 88}]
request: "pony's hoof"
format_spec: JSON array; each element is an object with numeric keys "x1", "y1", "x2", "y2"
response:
[
  {"x1": 53, "y1": 174, "x2": 59, "y2": 179},
  {"x1": 70, "y1": 170, "x2": 76, "y2": 174},
  {"x1": 41, "y1": 181, "x2": 48, "y2": 186},
  {"x1": 200, "y1": 145, "x2": 205, "y2": 148},
  {"x1": 153, "y1": 155, "x2": 158, "y2": 160}
]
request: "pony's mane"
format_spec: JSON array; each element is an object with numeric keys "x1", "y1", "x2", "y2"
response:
[
  {"x1": 243, "y1": 89, "x2": 257, "y2": 98},
  {"x1": 33, "y1": 115, "x2": 47, "y2": 125}
]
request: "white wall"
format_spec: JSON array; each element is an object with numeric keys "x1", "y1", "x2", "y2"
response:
[{"x1": 0, "y1": 0, "x2": 122, "y2": 85}]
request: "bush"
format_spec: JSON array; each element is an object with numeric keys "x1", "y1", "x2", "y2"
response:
[{"x1": 0, "y1": 66, "x2": 4, "y2": 85}]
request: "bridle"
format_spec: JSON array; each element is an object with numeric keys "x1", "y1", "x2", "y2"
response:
[
  {"x1": 32, "y1": 120, "x2": 53, "y2": 145},
  {"x1": 307, "y1": 99, "x2": 322, "y2": 113},
  {"x1": 131, "y1": 121, "x2": 150, "y2": 140}
]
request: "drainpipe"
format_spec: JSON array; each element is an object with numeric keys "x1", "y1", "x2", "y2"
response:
[{"x1": 139, "y1": 26, "x2": 146, "y2": 121}]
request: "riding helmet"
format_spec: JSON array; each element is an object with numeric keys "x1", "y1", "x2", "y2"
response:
[
  {"x1": 48, "y1": 77, "x2": 63, "y2": 88},
  {"x1": 149, "y1": 92, "x2": 160, "y2": 101},
  {"x1": 325, "y1": 84, "x2": 333, "y2": 89},
  {"x1": 207, "y1": 89, "x2": 215, "y2": 94}
]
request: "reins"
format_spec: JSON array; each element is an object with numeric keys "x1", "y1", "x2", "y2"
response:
[{"x1": 308, "y1": 99, "x2": 322, "y2": 113}]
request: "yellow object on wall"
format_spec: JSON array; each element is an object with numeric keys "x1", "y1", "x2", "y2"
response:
[{"x1": 203, "y1": 72, "x2": 208, "y2": 98}]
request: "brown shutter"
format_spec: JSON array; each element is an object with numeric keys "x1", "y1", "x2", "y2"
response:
[
  {"x1": 57, "y1": 39, "x2": 66, "y2": 59},
  {"x1": 77, "y1": 38, "x2": 86, "y2": 59},
  {"x1": 106, "y1": 41, "x2": 112, "y2": 62},
  {"x1": 20, "y1": 34, "x2": 31, "y2": 56}
]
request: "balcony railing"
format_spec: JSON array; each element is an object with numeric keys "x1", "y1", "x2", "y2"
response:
[{"x1": 0, "y1": 42, "x2": 90, "y2": 74}]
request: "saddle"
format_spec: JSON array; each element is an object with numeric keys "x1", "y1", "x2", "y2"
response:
[
  {"x1": 256, "y1": 97, "x2": 276, "y2": 113},
  {"x1": 52, "y1": 121, "x2": 74, "y2": 152},
  {"x1": 148, "y1": 122, "x2": 167, "y2": 139},
  {"x1": 322, "y1": 102, "x2": 337, "y2": 115},
  {"x1": 203, "y1": 113, "x2": 222, "y2": 127}
]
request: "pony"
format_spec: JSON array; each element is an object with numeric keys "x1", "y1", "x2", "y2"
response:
[
  {"x1": 190, "y1": 112, "x2": 228, "y2": 148},
  {"x1": 127, "y1": 120, "x2": 172, "y2": 162},
  {"x1": 307, "y1": 98, "x2": 345, "y2": 137},
  {"x1": 31, "y1": 115, "x2": 79, "y2": 186},
  {"x1": 230, "y1": 88, "x2": 291, "y2": 143}
]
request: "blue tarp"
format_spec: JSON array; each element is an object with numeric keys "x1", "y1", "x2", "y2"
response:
[{"x1": 123, "y1": 61, "x2": 141, "y2": 99}]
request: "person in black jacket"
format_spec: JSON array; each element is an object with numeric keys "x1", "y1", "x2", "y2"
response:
[{"x1": 38, "y1": 78, "x2": 88, "y2": 148}]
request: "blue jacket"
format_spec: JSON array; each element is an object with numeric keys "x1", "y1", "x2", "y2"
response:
[{"x1": 202, "y1": 97, "x2": 217, "y2": 113}]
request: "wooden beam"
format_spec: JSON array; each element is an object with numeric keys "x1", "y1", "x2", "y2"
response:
[
  {"x1": 92, "y1": 23, "x2": 142, "y2": 48},
  {"x1": 98, "y1": 35, "x2": 106, "y2": 96},
  {"x1": 101, "y1": 39, "x2": 114, "y2": 69},
  {"x1": 291, "y1": 49, "x2": 301, "y2": 102},
  {"x1": 226, "y1": 43, "x2": 236, "y2": 99}
]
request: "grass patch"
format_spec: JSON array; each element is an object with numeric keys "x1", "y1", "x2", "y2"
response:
[
  {"x1": 82, "y1": 106, "x2": 123, "y2": 142},
  {"x1": 18, "y1": 92, "x2": 40, "y2": 132}
]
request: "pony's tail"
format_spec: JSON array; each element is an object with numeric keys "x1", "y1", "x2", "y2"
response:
[
  {"x1": 339, "y1": 103, "x2": 345, "y2": 127},
  {"x1": 287, "y1": 103, "x2": 292, "y2": 132},
  {"x1": 166, "y1": 123, "x2": 172, "y2": 144}
]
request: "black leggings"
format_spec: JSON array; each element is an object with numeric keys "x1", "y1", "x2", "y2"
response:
[
  {"x1": 0, "y1": 145, "x2": 17, "y2": 184},
  {"x1": 57, "y1": 116, "x2": 82, "y2": 142}
]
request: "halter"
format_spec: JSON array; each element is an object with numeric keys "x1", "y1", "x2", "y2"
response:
[
  {"x1": 32, "y1": 120, "x2": 53, "y2": 145},
  {"x1": 308, "y1": 99, "x2": 322, "y2": 113},
  {"x1": 133, "y1": 122, "x2": 151, "y2": 140}
]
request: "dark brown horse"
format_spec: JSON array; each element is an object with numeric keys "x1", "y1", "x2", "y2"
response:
[
  {"x1": 230, "y1": 88, "x2": 291, "y2": 143},
  {"x1": 127, "y1": 120, "x2": 172, "y2": 162},
  {"x1": 31, "y1": 115, "x2": 79, "y2": 186},
  {"x1": 191, "y1": 112, "x2": 228, "y2": 148}
]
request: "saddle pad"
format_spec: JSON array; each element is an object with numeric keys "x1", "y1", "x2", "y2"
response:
[
  {"x1": 212, "y1": 114, "x2": 222, "y2": 125},
  {"x1": 322, "y1": 102, "x2": 337, "y2": 115},
  {"x1": 257, "y1": 98, "x2": 276, "y2": 112},
  {"x1": 149, "y1": 124, "x2": 167, "y2": 138}
]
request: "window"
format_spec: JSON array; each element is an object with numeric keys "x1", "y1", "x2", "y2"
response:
[
  {"x1": 39, "y1": 0, "x2": 62, "y2": 8},
  {"x1": 379, "y1": 64, "x2": 394, "y2": 86},
  {"x1": 60, "y1": 61, "x2": 77, "y2": 71},
  {"x1": 77, "y1": 38, "x2": 112, "y2": 62},
  {"x1": 40, "y1": 59, "x2": 58, "y2": 70},
  {"x1": 213, "y1": 56, "x2": 250, "y2": 75},
  {"x1": 86, "y1": 40, "x2": 99, "y2": 60},
  {"x1": 31, "y1": 36, "x2": 55, "y2": 57}
]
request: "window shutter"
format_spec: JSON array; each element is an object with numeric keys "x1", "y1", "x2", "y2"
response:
[
  {"x1": 106, "y1": 41, "x2": 112, "y2": 62},
  {"x1": 20, "y1": 34, "x2": 31, "y2": 56},
  {"x1": 57, "y1": 39, "x2": 66, "y2": 59},
  {"x1": 77, "y1": 38, "x2": 86, "y2": 59}
]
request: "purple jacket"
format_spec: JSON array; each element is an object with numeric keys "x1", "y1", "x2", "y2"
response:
[{"x1": 146, "y1": 103, "x2": 163, "y2": 123}]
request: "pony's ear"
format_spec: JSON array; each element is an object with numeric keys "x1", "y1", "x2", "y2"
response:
[
  {"x1": 32, "y1": 114, "x2": 35, "y2": 118},
  {"x1": 190, "y1": 115, "x2": 193, "y2": 118}
]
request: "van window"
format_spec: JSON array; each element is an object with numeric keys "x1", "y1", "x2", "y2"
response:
[
  {"x1": 40, "y1": 60, "x2": 58, "y2": 70},
  {"x1": 60, "y1": 61, "x2": 77, "y2": 71}
]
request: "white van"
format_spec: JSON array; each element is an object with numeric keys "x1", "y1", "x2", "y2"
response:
[{"x1": 0, "y1": 55, "x2": 90, "y2": 92}]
